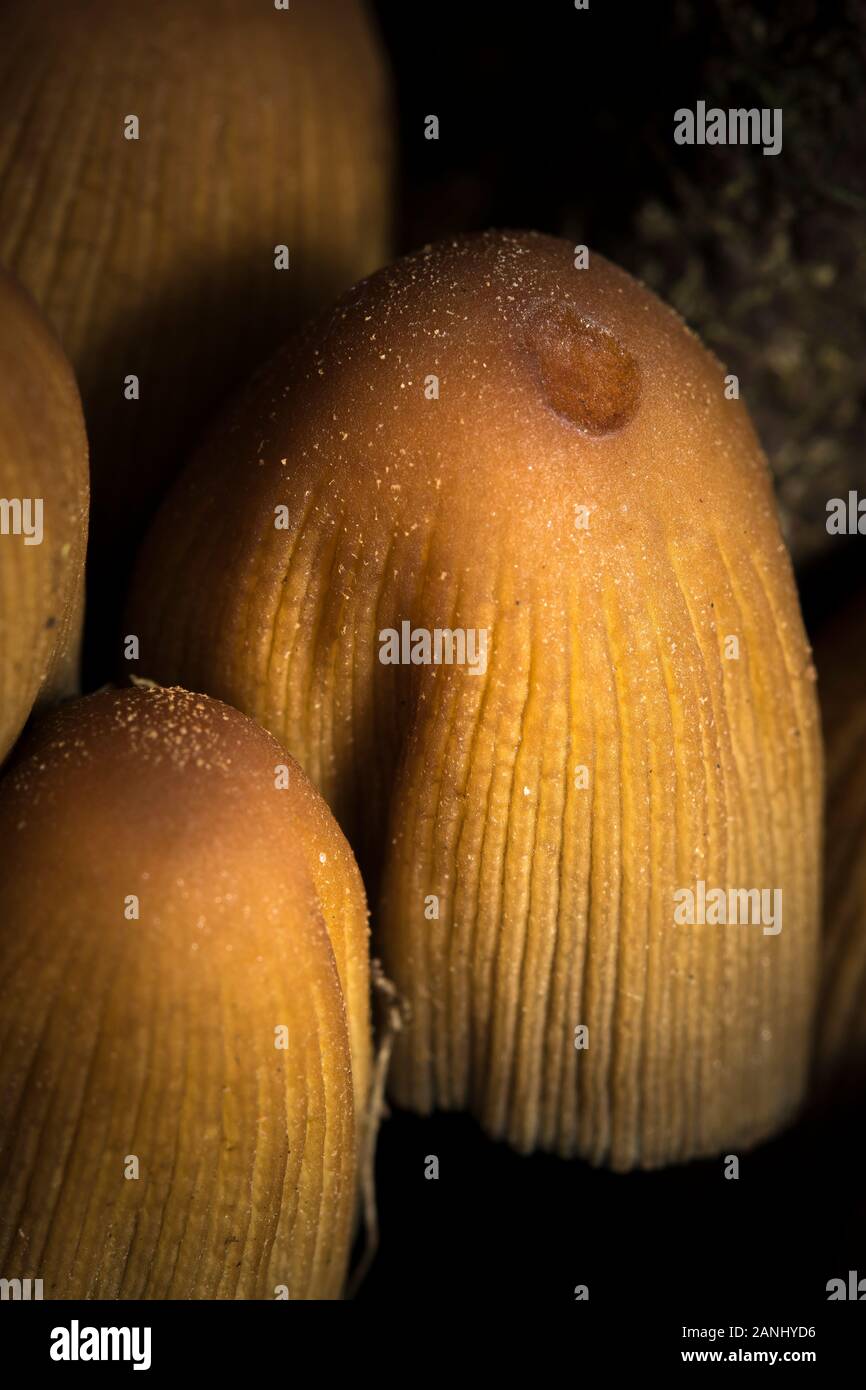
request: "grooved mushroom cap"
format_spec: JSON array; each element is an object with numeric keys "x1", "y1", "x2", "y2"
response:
[
  {"x1": 0, "y1": 0, "x2": 392, "y2": 571},
  {"x1": 0, "y1": 686, "x2": 369, "y2": 1298},
  {"x1": 0, "y1": 268, "x2": 89, "y2": 764},
  {"x1": 128, "y1": 230, "x2": 823, "y2": 1171}
]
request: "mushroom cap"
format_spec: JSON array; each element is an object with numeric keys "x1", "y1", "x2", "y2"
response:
[
  {"x1": 128, "y1": 230, "x2": 823, "y2": 1169},
  {"x1": 0, "y1": 268, "x2": 89, "y2": 764},
  {"x1": 0, "y1": 685, "x2": 368, "y2": 1297},
  {"x1": 0, "y1": 0, "x2": 392, "y2": 629}
]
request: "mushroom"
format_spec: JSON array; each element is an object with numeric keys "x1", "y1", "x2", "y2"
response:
[
  {"x1": 0, "y1": 268, "x2": 88, "y2": 765},
  {"x1": 0, "y1": 0, "x2": 392, "y2": 644},
  {"x1": 0, "y1": 686, "x2": 369, "y2": 1297},
  {"x1": 127, "y1": 230, "x2": 823, "y2": 1170}
]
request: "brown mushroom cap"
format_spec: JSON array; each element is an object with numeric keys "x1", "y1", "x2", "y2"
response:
[
  {"x1": 0, "y1": 268, "x2": 88, "y2": 764},
  {"x1": 0, "y1": 0, "x2": 392, "y2": 599},
  {"x1": 0, "y1": 685, "x2": 368, "y2": 1298},
  {"x1": 128, "y1": 230, "x2": 823, "y2": 1170}
]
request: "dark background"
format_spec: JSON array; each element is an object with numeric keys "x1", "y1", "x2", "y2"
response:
[{"x1": 354, "y1": 0, "x2": 866, "y2": 1313}]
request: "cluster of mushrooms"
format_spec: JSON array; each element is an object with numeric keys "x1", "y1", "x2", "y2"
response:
[{"x1": 0, "y1": 0, "x2": 863, "y2": 1300}]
